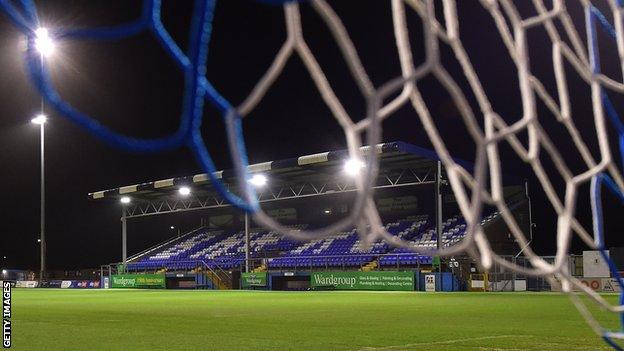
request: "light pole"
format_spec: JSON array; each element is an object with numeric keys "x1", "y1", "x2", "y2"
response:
[
  {"x1": 31, "y1": 113, "x2": 46, "y2": 281},
  {"x1": 246, "y1": 174, "x2": 267, "y2": 273},
  {"x1": 120, "y1": 196, "x2": 131, "y2": 273},
  {"x1": 32, "y1": 27, "x2": 54, "y2": 281}
]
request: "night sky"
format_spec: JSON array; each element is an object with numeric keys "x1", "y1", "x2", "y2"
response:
[{"x1": 0, "y1": 0, "x2": 622, "y2": 270}]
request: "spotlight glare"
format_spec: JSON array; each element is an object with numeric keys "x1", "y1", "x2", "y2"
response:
[
  {"x1": 120, "y1": 196, "x2": 131, "y2": 204},
  {"x1": 178, "y1": 187, "x2": 191, "y2": 196},
  {"x1": 249, "y1": 174, "x2": 268, "y2": 188},
  {"x1": 1, "y1": 269, "x2": 6, "y2": 275},
  {"x1": 31, "y1": 114, "x2": 47, "y2": 125},
  {"x1": 35, "y1": 27, "x2": 55, "y2": 57},
  {"x1": 344, "y1": 158, "x2": 365, "y2": 176}
]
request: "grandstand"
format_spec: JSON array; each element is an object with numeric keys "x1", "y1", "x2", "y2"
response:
[
  {"x1": 122, "y1": 212, "x2": 508, "y2": 273},
  {"x1": 91, "y1": 141, "x2": 529, "y2": 289},
  {"x1": 127, "y1": 215, "x2": 471, "y2": 271}
]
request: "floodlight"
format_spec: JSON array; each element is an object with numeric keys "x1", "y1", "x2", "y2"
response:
[
  {"x1": 120, "y1": 196, "x2": 131, "y2": 204},
  {"x1": 178, "y1": 186, "x2": 191, "y2": 196},
  {"x1": 344, "y1": 158, "x2": 365, "y2": 176},
  {"x1": 31, "y1": 114, "x2": 47, "y2": 125},
  {"x1": 170, "y1": 226, "x2": 175, "y2": 230},
  {"x1": 249, "y1": 174, "x2": 268, "y2": 188},
  {"x1": 37, "y1": 239, "x2": 41, "y2": 243},
  {"x1": 324, "y1": 209, "x2": 332, "y2": 214},
  {"x1": 1, "y1": 269, "x2": 6, "y2": 275},
  {"x1": 34, "y1": 27, "x2": 55, "y2": 57}
]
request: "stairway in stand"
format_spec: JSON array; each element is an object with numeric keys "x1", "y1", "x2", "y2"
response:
[{"x1": 205, "y1": 270, "x2": 232, "y2": 290}]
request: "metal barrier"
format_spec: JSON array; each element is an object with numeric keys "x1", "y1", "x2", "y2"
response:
[
  {"x1": 244, "y1": 253, "x2": 431, "y2": 272},
  {"x1": 486, "y1": 255, "x2": 581, "y2": 292}
]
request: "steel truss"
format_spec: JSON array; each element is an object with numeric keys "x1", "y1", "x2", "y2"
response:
[{"x1": 123, "y1": 166, "x2": 437, "y2": 219}]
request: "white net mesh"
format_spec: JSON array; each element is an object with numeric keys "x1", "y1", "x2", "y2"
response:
[{"x1": 229, "y1": 0, "x2": 624, "y2": 342}]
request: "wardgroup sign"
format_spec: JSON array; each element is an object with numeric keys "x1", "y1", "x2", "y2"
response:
[
  {"x1": 110, "y1": 274, "x2": 165, "y2": 288},
  {"x1": 311, "y1": 271, "x2": 414, "y2": 291}
]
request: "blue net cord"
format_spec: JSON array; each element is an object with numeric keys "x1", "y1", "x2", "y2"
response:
[
  {"x1": 587, "y1": 5, "x2": 624, "y2": 349},
  {"x1": 0, "y1": 0, "x2": 288, "y2": 212},
  {"x1": 0, "y1": 0, "x2": 34, "y2": 33}
]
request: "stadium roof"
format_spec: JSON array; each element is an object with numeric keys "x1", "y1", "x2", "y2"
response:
[
  {"x1": 87, "y1": 141, "x2": 488, "y2": 218},
  {"x1": 88, "y1": 141, "x2": 468, "y2": 202}
]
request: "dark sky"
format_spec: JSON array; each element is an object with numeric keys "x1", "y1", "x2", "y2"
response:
[{"x1": 0, "y1": 0, "x2": 622, "y2": 270}]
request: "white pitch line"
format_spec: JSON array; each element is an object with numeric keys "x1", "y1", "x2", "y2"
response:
[{"x1": 356, "y1": 335, "x2": 532, "y2": 351}]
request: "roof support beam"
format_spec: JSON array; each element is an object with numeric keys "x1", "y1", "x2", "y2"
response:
[{"x1": 121, "y1": 166, "x2": 437, "y2": 219}]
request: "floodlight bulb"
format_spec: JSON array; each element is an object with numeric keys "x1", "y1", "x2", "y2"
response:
[
  {"x1": 1, "y1": 269, "x2": 6, "y2": 275},
  {"x1": 344, "y1": 158, "x2": 365, "y2": 176},
  {"x1": 34, "y1": 27, "x2": 54, "y2": 57},
  {"x1": 120, "y1": 196, "x2": 131, "y2": 204},
  {"x1": 31, "y1": 114, "x2": 47, "y2": 125},
  {"x1": 37, "y1": 239, "x2": 41, "y2": 243},
  {"x1": 249, "y1": 174, "x2": 268, "y2": 188},
  {"x1": 170, "y1": 226, "x2": 175, "y2": 230},
  {"x1": 179, "y1": 187, "x2": 191, "y2": 196}
]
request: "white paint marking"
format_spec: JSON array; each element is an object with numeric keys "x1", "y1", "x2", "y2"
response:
[{"x1": 356, "y1": 335, "x2": 532, "y2": 351}]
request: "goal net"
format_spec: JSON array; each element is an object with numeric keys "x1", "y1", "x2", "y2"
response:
[{"x1": 2, "y1": 0, "x2": 624, "y2": 347}]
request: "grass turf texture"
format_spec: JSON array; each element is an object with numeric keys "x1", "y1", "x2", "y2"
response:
[{"x1": 10, "y1": 289, "x2": 620, "y2": 350}]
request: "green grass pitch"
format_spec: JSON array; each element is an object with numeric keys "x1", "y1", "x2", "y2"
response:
[{"x1": 9, "y1": 289, "x2": 620, "y2": 350}]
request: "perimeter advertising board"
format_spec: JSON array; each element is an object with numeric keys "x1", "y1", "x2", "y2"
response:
[
  {"x1": 602, "y1": 278, "x2": 623, "y2": 292},
  {"x1": 241, "y1": 272, "x2": 268, "y2": 288},
  {"x1": 425, "y1": 274, "x2": 436, "y2": 292},
  {"x1": 311, "y1": 271, "x2": 414, "y2": 291},
  {"x1": 15, "y1": 281, "x2": 38, "y2": 288},
  {"x1": 110, "y1": 274, "x2": 165, "y2": 288}
]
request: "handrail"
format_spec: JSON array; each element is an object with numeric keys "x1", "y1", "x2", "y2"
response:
[
  {"x1": 261, "y1": 252, "x2": 431, "y2": 260},
  {"x1": 196, "y1": 260, "x2": 230, "y2": 287},
  {"x1": 124, "y1": 259, "x2": 222, "y2": 271},
  {"x1": 127, "y1": 226, "x2": 207, "y2": 262},
  {"x1": 248, "y1": 252, "x2": 428, "y2": 272},
  {"x1": 212, "y1": 263, "x2": 230, "y2": 281}
]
